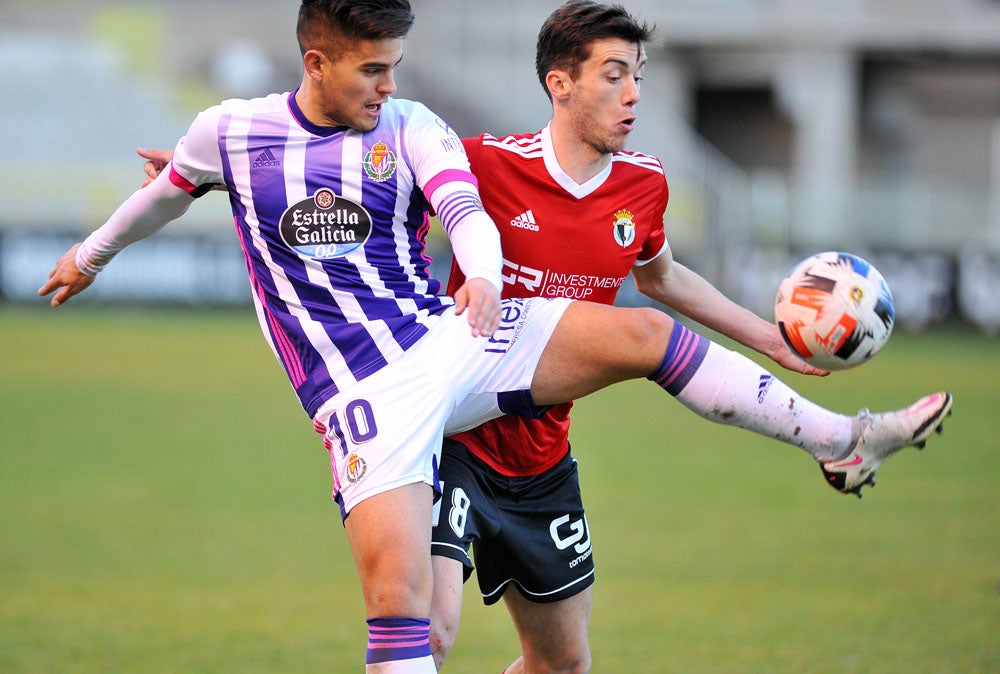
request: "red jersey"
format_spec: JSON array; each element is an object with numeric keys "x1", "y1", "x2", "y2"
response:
[{"x1": 447, "y1": 126, "x2": 669, "y2": 476}]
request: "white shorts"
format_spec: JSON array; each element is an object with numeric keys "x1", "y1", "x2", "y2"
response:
[{"x1": 313, "y1": 297, "x2": 571, "y2": 516}]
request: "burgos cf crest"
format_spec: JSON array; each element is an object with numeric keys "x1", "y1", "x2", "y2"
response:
[
  {"x1": 363, "y1": 141, "x2": 397, "y2": 182},
  {"x1": 612, "y1": 209, "x2": 636, "y2": 248}
]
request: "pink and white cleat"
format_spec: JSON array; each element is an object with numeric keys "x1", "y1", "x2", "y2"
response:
[{"x1": 821, "y1": 392, "x2": 954, "y2": 497}]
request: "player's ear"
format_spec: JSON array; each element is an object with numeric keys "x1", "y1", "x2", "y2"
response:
[
  {"x1": 303, "y1": 49, "x2": 326, "y2": 82},
  {"x1": 546, "y1": 69, "x2": 572, "y2": 102}
]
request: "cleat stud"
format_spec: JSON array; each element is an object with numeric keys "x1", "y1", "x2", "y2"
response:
[{"x1": 915, "y1": 440, "x2": 927, "y2": 449}]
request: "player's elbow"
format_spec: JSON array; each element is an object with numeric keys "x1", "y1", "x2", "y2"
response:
[{"x1": 632, "y1": 266, "x2": 679, "y2": 306}]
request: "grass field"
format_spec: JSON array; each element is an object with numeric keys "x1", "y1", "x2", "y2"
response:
[{"x1": 1, "y1": 306, "x2": 997, "y2": 673}]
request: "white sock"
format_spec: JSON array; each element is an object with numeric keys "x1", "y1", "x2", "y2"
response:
[
  {"x1": 366, "y1": 654, "x2": 436, "y2": 673},
  {"x1": 673, "y1": 342, "x2": 856, "y2": 461}
]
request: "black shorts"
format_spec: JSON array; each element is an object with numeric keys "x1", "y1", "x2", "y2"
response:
[{"x1": 431, "y1": 438, "x2": 595, "y2": 605}]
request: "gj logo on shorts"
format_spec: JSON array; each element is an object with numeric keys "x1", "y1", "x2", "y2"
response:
[{"x1": 550, "y1": 514, "x2": 592, "y2": 568}]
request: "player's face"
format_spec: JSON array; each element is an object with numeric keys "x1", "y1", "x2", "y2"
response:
[
  {"x1": 567, "y1": 38, "x2": 645, "y2": 155},
  {"x1": 313, "y1": 38, "x2": 403, "y2": 131}
]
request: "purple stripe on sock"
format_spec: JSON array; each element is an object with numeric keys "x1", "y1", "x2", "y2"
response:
[
  {"x1": 647, "y1": 321, "x2": 710, "y2": 395},
  {"x1": 365, "y1": 617, "x2": 432, "y2": 665}
]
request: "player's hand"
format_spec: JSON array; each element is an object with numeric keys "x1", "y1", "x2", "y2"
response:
[
  {"x1": 771, "y1": 340, "x2": 829, "y2": 377},
  {"x1": 137, "y1": 147, "x2": 174, "y2": 188},
  {"x1": 453, "y1": 277, "x2": 501, "y2": 337},
  {"x1": 38, "y1": 243, "x2": 94, "y2": 308}
]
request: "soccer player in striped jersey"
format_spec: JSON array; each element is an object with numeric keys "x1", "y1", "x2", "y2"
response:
[{"x1": 44, "y1": 1, "x2": 952, "y2": 672}]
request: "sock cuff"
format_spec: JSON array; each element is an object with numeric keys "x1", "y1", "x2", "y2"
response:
[
  {"x1": 647, "y1": 320, "x2": 711, "y2": 395},
  {"x1": 366, "y1": 616, "x2": 432, "y2": 665}
]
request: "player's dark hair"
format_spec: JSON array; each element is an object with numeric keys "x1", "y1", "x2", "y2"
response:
[
  {"x1": 296, "y1": 0, "x2": 415, "y2": 58},
  {"x1": 535, "y1": 0, "x2": 655, "y2": 100}
]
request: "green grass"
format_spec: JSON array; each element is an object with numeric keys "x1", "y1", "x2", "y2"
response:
[{"x1": 1, "y1": 307, "x2": 997, "y2": 673}]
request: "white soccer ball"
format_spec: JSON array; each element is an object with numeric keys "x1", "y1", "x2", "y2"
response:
[{"x1": 774, "y1": 252, "x2": 895, "y2": 371}]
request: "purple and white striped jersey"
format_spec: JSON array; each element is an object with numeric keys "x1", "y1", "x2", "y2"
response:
[{"x1": 168, "y1": 92, "x2": 481, "y2": 416}]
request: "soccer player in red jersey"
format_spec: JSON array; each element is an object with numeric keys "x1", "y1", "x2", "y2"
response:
[
  {"x1": 429, "y1": 3, "x2": 799, "y2": 672},
  {"x1": 428, "y1": 4, "x2": 942, "y2": 673}
]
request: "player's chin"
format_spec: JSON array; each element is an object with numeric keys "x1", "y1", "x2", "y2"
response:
[
  {"x1": 601, "y1": 135, "x2": 629, "y2": 154},
  {"x1": 353, "y1": 108, "x2": 382, "y2": 131}
]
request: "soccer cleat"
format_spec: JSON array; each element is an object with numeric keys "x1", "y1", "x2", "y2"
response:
[{"x1": 821, "y1": 391, "x2": 953, "y2": 497}]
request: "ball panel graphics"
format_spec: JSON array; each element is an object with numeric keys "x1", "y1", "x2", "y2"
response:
[{"x1": 774, "y1": 252, "x2": 895, "y2": 370}]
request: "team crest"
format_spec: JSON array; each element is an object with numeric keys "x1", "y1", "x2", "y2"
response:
[
  {"x1": 346, "y1": 453, "x2": 367, "y2": 483},
  {"x1": 363, "y1": 141, "x2": 397, "y2": 182},
  {"x1": 612, "y1": 209, "x2": 636, "y2": 248}
]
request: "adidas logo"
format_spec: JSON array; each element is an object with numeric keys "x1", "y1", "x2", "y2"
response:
[
  {"x1": 510, "y1": 209, "x2": 539, "y2": 232},
  {"x1": 757, "y1": 374, "x2": 773, "y2": 404},
  {"x1": 252, "y1": 148, "x2": 280, "y2": 169}
]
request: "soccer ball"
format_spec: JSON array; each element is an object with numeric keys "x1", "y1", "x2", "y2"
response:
[{"x1": 774, "y1": 252, "x2": 895, "y2": 370}]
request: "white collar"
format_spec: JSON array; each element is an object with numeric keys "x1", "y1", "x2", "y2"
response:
[{"x1": 541, "y1": 124, "x2": 613, "y2": 199}]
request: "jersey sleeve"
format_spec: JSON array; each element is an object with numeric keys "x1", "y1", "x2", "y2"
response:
[
  {"x1": 438, "y1": 137, "x2": 486, "y2": 294},
  {"x1": 635, "y1": 172, "x2": 670, "y2": 265},
  {"x1": 76, "y1": 160, "x2": 197, "y2": 276},
  {"x1": 405, "y1": 104, "x2": 478, "y2": 196},
  {"x1": 405, "y1": 106, "x2": 502, "y2": 290},
  {"x1": 168, "y1": 105, "x2": 227, "y2": 197}
]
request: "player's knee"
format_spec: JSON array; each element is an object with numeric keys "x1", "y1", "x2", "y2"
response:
[
  {"x1": 556, "y1": 648, "x2": 592, "y2": 674},
  {"x1": 429, "y1": 618, "x2": 457, "y2": 668},
  {"x1": 528, "y1": 647, "x2": 592, "y2": 674},
  {"x1": 637, "y1": 305, "x2": 672, "y2": 334},
  {"x1": 364, "y1": 572, "x2": 432, "y2": 617},
  {"x1": 623, "y1": 306, "x2": 674, "y2": 365},
  {"x1": 522, "y1": 632, "x2": 591, "y2": 674}
]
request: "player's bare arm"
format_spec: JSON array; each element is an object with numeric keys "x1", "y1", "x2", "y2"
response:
[{"x1": 632, "y1": 248, "x2": 828, "y2": 376}]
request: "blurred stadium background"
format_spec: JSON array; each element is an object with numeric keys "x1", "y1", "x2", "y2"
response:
[{"x1": 2, "y1": 0, "x2": 1000, "y2": 333}]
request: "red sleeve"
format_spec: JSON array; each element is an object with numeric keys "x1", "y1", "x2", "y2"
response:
[{"x1": 637, "y1": 173, "x2": 669, "y2": 262}]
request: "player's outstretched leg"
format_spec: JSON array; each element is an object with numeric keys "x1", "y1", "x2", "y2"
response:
[
  {"x1": 531, "y1": 302, "x2": 953, "y2": 496},
  {"x1": 820, "y1": 392, "x2": 953, "y2": 497},
  {"x1": 646, "y1": 322, "x2": 955, "y2": 495}
]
